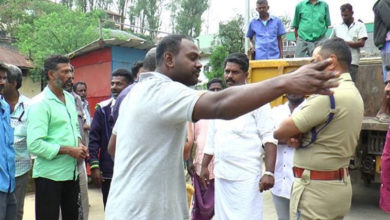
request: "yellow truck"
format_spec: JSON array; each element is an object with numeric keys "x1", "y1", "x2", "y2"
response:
[{"x1": 249, "y1": 57, "x2": 388, "y2": 184}]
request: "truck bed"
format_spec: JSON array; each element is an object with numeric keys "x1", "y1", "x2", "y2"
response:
[{"x1": 361, "y1": 116, "x2": 389, "y2": 131}]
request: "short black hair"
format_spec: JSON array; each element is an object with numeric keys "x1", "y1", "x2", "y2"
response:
[
  {"x1": 131, "y1": 61, "x2": 143, "y2": 78},
  {"x1": 340, "y1": 3, "x2": 353, "y2": 12},
  {"x1": 112, "y1": 68, "x2": 134, "y2": 84},
  {"x1": 318, "y1": 38, "x2": 352, "y2": 67},
  {"x1": 385, "y1": 65, "x2": 390, "y2": 72},
  {"x1": 257, "y1": 0, "x2": 268, "y2": 5},
  {"x1": 207, "y1": 78, "x2": 224, "y2": 90},
  {"x1": 43, "y1": 55, "x2": 70, "y2": 78},
  {"x1": 223, "y1": 52, "x2": 249, "y2": 72},
  {"x1": 143, "y1": 48, "x2": 156, "y2": 72},
  {"x1": 156, "y1": 35, "x2": 192, "y2": 66},
  {"x1": 1, "y1": 64, "x2": 23, "y2": 90},
  {"x1": 73, "y1": 81, "x2": 87, "y2": 92}
]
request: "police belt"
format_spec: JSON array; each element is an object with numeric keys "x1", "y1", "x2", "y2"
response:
[{"x1": 293, "y1": 167, "x2": 349, "y2": 180}]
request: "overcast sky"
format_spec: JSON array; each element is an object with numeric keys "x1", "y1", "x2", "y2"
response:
[{"x1": 201, "y1": 0, "x2": 377, "y2": 34}]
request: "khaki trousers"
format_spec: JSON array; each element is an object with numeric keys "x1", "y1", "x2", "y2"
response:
[{"x1": 290, "y1": 169, "x2": 352, "y2": 220}]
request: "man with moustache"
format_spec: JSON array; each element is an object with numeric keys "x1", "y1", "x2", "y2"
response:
[
  {"x1": 105, "y1": 34, "x2": 340, "y2": 220},
  {"x1": 247, "y1": 0, "x2": 286, "y2": 60},
  {"x1": 200, "y1": 53, "x2": 277, "y2": 219},
  {"x1": 330, "y1": 3, "x2": 367, "y2": 82},
  {"x1": 27, "y1": 55, "x2": 89, "y2": 220},
  {"x1": 64, "y1": 73, "x2": 89, "y2": 220},
  {"x1": 271, "y1": 93, "x2": 305, "y2": 220},
  {"x1": 274, "y1": 38, "x2": 364, "y2": 220},
  {"x1": 107, "y1": 48, "x2": 156, "y2": 157},
  {"x1": 2, "y1": 64, "x2": 31, "y2": 220},
  {"x1": 74, "y1": 81, "x2": 91, "y2": 134},
  {"x1": 88, "y1": 68, "x2": 133, "y2": 207},
  {"x1": 0, "y1": 63, "x2": 17, "y2": 220}
]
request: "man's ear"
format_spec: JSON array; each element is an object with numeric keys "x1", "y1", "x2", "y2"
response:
[
  {"x1": 327, "y1": 54, "x2": 338, "y2": 71},
  {"x1": 164, "y1": 52, "x2": 175, "y2": 69},
  {"x1": 47, "y1": 69, "x2": 55, "y2": 80}
]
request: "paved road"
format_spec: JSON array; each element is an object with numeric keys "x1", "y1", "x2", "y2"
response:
[{"x1": 23, "y1": 171, "x2": 389, "y2": 219}]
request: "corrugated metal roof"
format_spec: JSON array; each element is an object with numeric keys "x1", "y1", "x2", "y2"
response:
[
  {"x1": 68, "y1": 37, "x2": 155, "y2": 58},
  {"x1": 0, "y1": 47, "x2": 33, "y2": 68}
]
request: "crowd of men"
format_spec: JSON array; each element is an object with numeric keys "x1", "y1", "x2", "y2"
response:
[{"x1": 1, "y1": 0, "x2": 390, "y2": 220}]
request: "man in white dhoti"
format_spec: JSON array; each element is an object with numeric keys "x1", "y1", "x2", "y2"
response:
[{"x1": 200, "y1": 52, "x2": 277, "y2": 220}]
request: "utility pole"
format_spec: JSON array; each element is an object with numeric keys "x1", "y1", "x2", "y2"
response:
[{"x1": 244, "y1": 0, "x2": 250, "y2": 54}]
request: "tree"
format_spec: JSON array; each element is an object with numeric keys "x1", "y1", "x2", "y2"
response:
[
  {"x1": 60, "y1": 0, "x2": 73, "y2": 8},
  {"x1": 75, "y1": 0, "x2": 88, "y2": 12},
  {"x1": 16, "y1": 9, "x2": 100, "y2": 81},
  {"x1": 204, "y1": 15, "x2": 245, "y2": 80},
  {"x1": 204, "y1": 45, "x2": 229, "y2": 81},
  {"x1": 166, "y1": 0, "x2": 179, "y2": 33},
  {"x1": 175, "y1": 0, "x2": 209, "y2": 38},
  {"x1": 218, "y1": 15, "x2": 245, "y2": 53},
  {"x1": 0, "y1": 0, "x2": 66, "y2": 38},
  {"x1": 280, "y1": 14, "x2": 291, "y2": 30},
  {"x1": 128, "y1": 0, "x2": 163, "y2": 39},
  {"x1": 117, "y1": 0, "x2": 129, "y2": 30}
]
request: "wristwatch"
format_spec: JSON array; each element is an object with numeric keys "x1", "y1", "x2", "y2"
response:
[{"x1": 263, "y1": 171, "x2": 274, "y2": 177}]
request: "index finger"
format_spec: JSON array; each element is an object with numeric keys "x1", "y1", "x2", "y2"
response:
[{"x1": 310, "y1": 58, "x2": 332, "y2": 71}]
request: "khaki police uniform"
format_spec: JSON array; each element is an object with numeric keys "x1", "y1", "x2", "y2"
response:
[{"x1": 290, "y1": 73, "x2": 364, "y2": 220}]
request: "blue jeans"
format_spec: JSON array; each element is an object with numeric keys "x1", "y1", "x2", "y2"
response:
[{"x1": 0, "y1": 191, "x2": 17, "y2": 220}]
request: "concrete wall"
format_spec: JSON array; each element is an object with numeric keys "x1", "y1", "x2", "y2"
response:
[{"x1": 19, "y1": 75, "x2": 41, "y2": 98}]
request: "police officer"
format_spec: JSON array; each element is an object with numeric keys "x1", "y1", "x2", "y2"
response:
[{"x1": 274, "y1": 38, "x2": 364, "y2": 220}]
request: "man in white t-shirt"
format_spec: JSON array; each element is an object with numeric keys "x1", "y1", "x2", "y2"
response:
[
  {"x1": 330, "y1": 3, "x2": 367, "y2": 82},
  {"x1": 104, "y1": 34, "x2": 341, "y2": 220},
  {"x1": 200, "y1": 53, "x2": 277, "y2": 219},
  {"x1": 271, "y1": 93, "x2": 305, "y2": 220}
]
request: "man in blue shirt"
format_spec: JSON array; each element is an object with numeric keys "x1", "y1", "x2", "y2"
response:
[
  {"x1": 2, "y1": 64, "x2": 30, "y2": 220},
  {"x1": 247, "y1": 0, "x2": 286, "y2": 60},
  {"x1": 0, "y1": 63, "x2": 16, "y2": 220}
]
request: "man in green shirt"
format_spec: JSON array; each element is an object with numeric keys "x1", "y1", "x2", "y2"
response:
[
  {"x1": 292, "y1": 0, "x2": 331, "y2": 57},
  {"x1": 27, "y1": 55, "x2": 89, "y2": 220}
]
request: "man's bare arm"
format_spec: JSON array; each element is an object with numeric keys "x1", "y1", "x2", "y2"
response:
[
  {"x1": 347, "y1": 38, "x2": 367, "y2": 49},
  {"x1": 273, "y1": 117, "x2": 301, "y2": 142},
  {"x1": 108, "y1": 134, "x2": 116, "y2": 157},
  {"x1": 193, "y1": 59, "x2": 338, "y2": 121},
  {"x1": 278, "y1": 36, "x2": 283, "y2": 58},
  {"x1": 259, "y1": 143, "x2": 277, "y2": 192}
]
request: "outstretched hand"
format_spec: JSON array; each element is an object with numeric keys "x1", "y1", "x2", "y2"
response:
[{"x1": 285, "y1": 58, "x2": 340, "y2": 95}]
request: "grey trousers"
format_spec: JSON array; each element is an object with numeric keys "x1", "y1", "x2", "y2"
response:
[
  {"x1": 78, "y1": 160, "x2": 89, "y2": 220},
  {"x1": 14, "y1": 172, "x2": 29, "y2": 220},
  {"x1": 0, "y1": 191, "x2": 17, "y2": 220},
  {"x1": 295, "y1": 36, "x2": 327, "y2": 58},
  {"x1": 272, "y1": 193, "x2": 290, "y2": 220}
]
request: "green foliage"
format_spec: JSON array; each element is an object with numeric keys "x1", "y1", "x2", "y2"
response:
[
  {"x1": 279, "y1": 14, "x2": 291, "y2": 29},
  {"x1": 204, "y1": 45, "x2": 229, "y2": 80},
  {"x1": 16, "y1": 9, "x2": 99, "y2": 81},
  {"x1": 0, "y1": 0, "x2": 67, "y2": 38},
  {"x1": 204, "y1": 15, "x2": 245, "y2": 81},
  {"x1": 128, "y1": 0, "x2": 163, "y2": 39},
  {"x1": 218, "y1": 15, "x2": 245, "y2": 53},
  {"x1": 175, "y1": 0, "x2": 209, "y2": 38}
]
